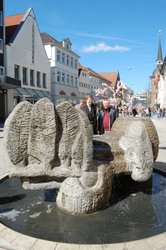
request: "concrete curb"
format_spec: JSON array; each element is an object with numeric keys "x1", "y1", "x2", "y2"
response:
[{"x1": 0, "y1": 222, "x2": 165, "y2": 250}]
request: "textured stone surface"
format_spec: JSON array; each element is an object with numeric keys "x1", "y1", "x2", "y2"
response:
[
  {"x1": 94, "y1": 117, "x2": 156, "y2": 181},
  {"x1": 56, "y1": 102, "x2": 93, "y2": 173},
  {"x1": 56, "y1": 164, "x2": 113, "y2": 214},
  {"x1": 3, "y1": 98, "x2": 158, "y2": 214},
  {"x1": 111, "y1": 117, "x2": 159, "y2": 162},
  {"x1": 119, "y1": 120, "x2": 153, "y2": 181},
  {"x1": 28, "y1": 98, "x2": 57, "y2": 171},
  {"x1": 4, "y1": 101, "x2": 32, "y2": 166}
]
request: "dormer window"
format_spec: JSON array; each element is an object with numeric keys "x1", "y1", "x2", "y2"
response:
[{"x1": 62, "y1": 38, "x2": 72, "y2": 50}]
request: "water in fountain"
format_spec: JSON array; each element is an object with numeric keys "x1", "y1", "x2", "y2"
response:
[{"x1": 0, "y1": 171, "x2": 165, "y2": 244}]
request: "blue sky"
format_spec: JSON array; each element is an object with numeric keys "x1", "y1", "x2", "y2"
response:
[{"x1": 5, "y1": 0, "x2": 166, "y2": 93}]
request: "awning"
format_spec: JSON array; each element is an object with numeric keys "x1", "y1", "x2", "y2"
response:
[
  {"x1": 16, "y1": 88, "x2": 32, "y2": 98},
  {"x1": 42, "y1": 90, "x2": 51, "y2": 99},
  {"x1": 16, "y1": 88, "x2": 51, "y2": 100},
  {"x1": 34, "y1": 89, "x2": 51, "y2": 99}
]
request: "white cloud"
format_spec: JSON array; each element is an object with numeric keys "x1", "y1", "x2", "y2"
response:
[{"x1": 82, "y1": 42, "x2": 130, "y2": 53}]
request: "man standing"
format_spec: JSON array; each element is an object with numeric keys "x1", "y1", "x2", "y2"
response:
[
  {"x1": 97, "y1": 100, "x2": 117, "y2": 134},
  {"x1": 82, "y1": 95, "x2": 97, "y2": 134}
]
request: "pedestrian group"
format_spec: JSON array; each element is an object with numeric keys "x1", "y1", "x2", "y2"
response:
[{"x1": 76, "y1": 95, "x2": 118, "y2": 135}]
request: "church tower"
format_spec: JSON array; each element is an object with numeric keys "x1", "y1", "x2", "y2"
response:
[{"x1": 156, "y1": 32, "x2": 163, "y2": 68}]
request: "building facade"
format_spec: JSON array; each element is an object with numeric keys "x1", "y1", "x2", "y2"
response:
[
  {"x1": 0, "y1": 7, "x2": 51, "y2": 122},
  {"x1": 0, "y1": 0, "x2": 22, "y2": 122},
  {"x1": 41, "y1": 33, "x2": 80, "y2": 105},
  {"x1": 78, "y1": 64, "x2": 91, "y2": 99},
  {"x1": 150, "y1": 37, "x2": 166, "y2": 109},
  {"x1": 6, "y1": 8, "x2": 51, "y2": 115},
  {"x1": 86, "y1": 68, "x2": 113, "y2": 102}
]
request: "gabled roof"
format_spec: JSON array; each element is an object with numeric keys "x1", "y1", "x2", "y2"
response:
[
  {"x1": 41, "y1": 32, "x2": 80, "y2": 58},
  {"x1": 78, "y1": 64, "x2": 112, "y2": 84},
  {"x1": 5, "y1": 13, "x2": 24, "y2": 26},
  {"x1": 87, "y1": 68, "x2": 113, "y2": 85},
  {"x1": 41, "y1": 32, "x2": 62, "y2": 47},
  {"x1": 5, "y1": 13, "x2": 25, "y2": 44},
  {"x1": 99, "y1": 72, "x2": 120, "y2": 87},
  {"x1": 78, "y1": 63, "x2": 87, "y2": 71}
]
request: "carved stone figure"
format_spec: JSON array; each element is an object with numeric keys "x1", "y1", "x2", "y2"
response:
[{"x1": 3, "y1": 98, "x2": 159, "y2": 215}]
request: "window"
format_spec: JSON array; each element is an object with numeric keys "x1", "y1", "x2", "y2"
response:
[
  {"x1": 66, "y1": 55, "x2": 69, "y2": 65},
  {"x1": 0, "y1": 67, "x2": 3, "y2": 75},
  {"x1": 36, "y1": 71, "x2": 41, "y2": 87},
  {"x1": 71, "y1": 57, "x2": 73, "y2": 67},
  {"x1": 57, "y1": 50, "x2": 61, "y2": 62},
  {"x1": 71, "y1": 75, "x2": 74, "y2": 86},
  {"x1": 22, "y1": 67, "x2": 27, "y2": 85},
  {"x1": 62, "y1": 53, "x2": 65, "y2": 64},
  {"x1": 67, "y1": 74, "x2": 70, "y2": 85},
  {"x1": 0, "y1": 12, "x2": 2, "y2": 26},
  {"x1": 30, "y1": 69, "x2": 34, "y2": 86},
  {"x1": 14, "y1": 65, "x2": 20, "y2": 80},
  {"x1": 75, "y1": 59, "x2": 77, "y2": 69},
  {"x1": 75, "y1": 77, "x2": 77, "y2": 87},
  {"x1": 0, "y1": 39, "x2": 3, "y2": 52},
  {"x1": 62, "y1": 72, "x2": 65, "y2": 84},
  {"x1": 43, "y1": 73, "x2": 46, "y2": 88},
  {"x1": 57, "y1": 71, "x2": 61, "y2": 82}
]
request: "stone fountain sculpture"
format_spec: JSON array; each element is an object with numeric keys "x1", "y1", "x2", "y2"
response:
[{"x1": 3, "y1": 98, "x2": 159, "y2": 215}]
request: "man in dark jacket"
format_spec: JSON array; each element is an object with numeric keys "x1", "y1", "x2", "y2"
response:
[
  {"x1": 97, "y1": 100, "x2": 117, "y2": 134},
  {"x1": 82, "y1": 95, "x2": 97, "y2": 134}
]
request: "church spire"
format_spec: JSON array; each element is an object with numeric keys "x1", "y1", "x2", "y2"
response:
[{"x1": 156, "y1": 30, "x2": 163, "y2": 66}]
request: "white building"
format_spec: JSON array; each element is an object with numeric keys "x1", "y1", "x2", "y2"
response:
[
  {"x1": 132, "y1": 91, "x2": 148, "y2": 107},
  {"x1": 0, "y1": 9, "x2": 51, "y2": 122},
  {"x1": 87, "y1": 68, "x2": 113, "y2": 102},
  {"x1": 41, "y1": 33, "x2": 80, "y2": 105},
  {"x1": 78, "y1": 64, "x2": 91, "y2": 99},
  {"x1": 1, "y1": 8, "x2": 51, "y2": 121}
]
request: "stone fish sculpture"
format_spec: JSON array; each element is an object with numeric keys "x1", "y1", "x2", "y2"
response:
[{"x1": 3, "y1": 98, "x2": 159, "y2": 215}]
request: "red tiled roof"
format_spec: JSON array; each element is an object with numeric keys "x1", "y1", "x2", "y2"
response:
[
  {"x1": 5, "y1": 13, "x2": 24, "y2": 26},
  {"x1": 99, "y1": 72, "x2": 120, "y2": 87},
  {"x1": 5, "y1": 13, "x2": 25, "y2": 44},
  {"x1": 87, "y1": 68, "x2": 112, "y2": 84},
  {"x1": 41, "y1": 32, "x2": 80, "y2": 58},
  {"x1": 41, "y1": 32, "x2": 62, "y2": 47}
]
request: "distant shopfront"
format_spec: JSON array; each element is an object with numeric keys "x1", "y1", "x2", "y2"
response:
[
  {"x1": 0, "y1": 75, "x2": 21, "y2": 122},
  {"x1": 13, "y1": 87, "x2": 51, "y2": 105}
]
